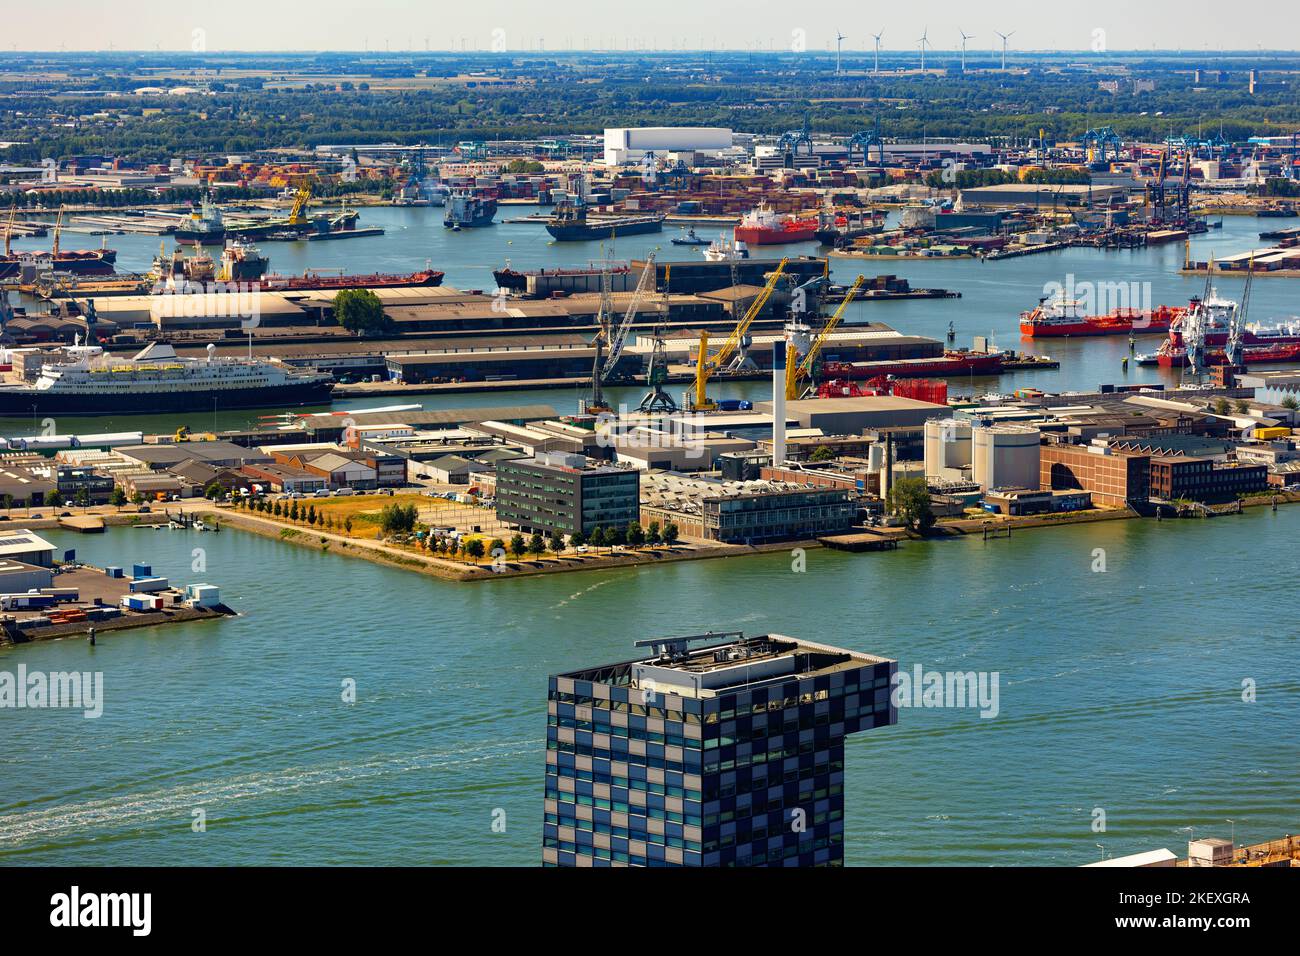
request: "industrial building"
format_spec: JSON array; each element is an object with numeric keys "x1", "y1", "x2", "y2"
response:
[
  {"x1": 543, "y1": 631, "x2": 897, "y2": 867},
  {"x1": 753, "y1": 395, "x2": 949, "y2": 435},
  {"x1": 639, "y1": 473, "x2": 856, "y2": 544},
  {"x1": 0, "y1": 529, "x2": 57, "y2": 568},
  {"x1": 1039, "y1": 441, "x2": 1151, "y2": 507},
  {"x1": 603, "y1": 127, "x2": 734, "y2": 166},
  {"x1": 495, "y1": 452, "x2": 640, "y2": 538}
]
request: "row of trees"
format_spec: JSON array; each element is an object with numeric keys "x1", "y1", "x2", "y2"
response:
[{"x1": 232, "y1": 494, "x2": 355, "y2": 534}]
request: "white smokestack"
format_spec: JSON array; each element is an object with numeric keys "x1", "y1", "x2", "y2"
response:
[{"x1": 772, "y1": 339, "x2": 787, "y2": 467}]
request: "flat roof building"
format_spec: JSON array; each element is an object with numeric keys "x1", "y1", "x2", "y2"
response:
[
  {"x1": 544, "y1": 631, "x2": 897, "y2": 867},
  {"x1": 496, "y1": 452, "x2": 640, "y2": 538}
]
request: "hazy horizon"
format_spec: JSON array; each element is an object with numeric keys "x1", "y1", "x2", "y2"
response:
[{"x1": 3, "y1": 1, "x2": 1299, "y2": 56}]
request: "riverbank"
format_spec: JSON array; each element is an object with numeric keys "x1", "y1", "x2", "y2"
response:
[{"x1": 211, "y1": 505, "x2": 808, "y2": 582}]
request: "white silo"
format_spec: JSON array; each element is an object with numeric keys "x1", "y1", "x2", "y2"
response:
[
  {"x1": 924, "y1": 418, "x2": 973, "y2": 480},
  {"x1": 972, "y1": 424, "x2": 1041, "y2": 491}
]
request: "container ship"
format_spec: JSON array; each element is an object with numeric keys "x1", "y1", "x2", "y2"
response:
[
  {"x1": 0, "y1": 342, "x2": 334, "y2": 415},
  {"x1": 820, "y1": 350, "x2": 1004, "y2": 380},
  {"x1": 1019, "y1": 291, "x2": 1186, "y2": 337},
  {"x1": 444, "y1": 192, "x2": 498, "y2": 228},
  {"x1": 544, "y1": 202, "x2": 665, "y2": 241},
  {"x1": 734, "y1": 204, "x2": 819, "y2": 245}
]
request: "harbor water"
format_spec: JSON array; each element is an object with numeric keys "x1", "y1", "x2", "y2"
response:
[
  {"x1": 1, "y1": 211, "x2": 1296, "y2": 866},
  {"x1": 0, "y1": 506, "x2": 1296, "y2": 865}
]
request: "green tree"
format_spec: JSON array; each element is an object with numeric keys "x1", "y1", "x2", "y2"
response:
[
  {"x1": 344, "y1": 517, "x2": 354, "y2": 534},
  {"x1": 306, "y1": 504, "x2": 318, "y2": 526},
  {"x1": 289, "y1": 500, "x2": 300, "y2": 522},
  {"x1": 464, "y1": 538, "x2": 485, "y2": 562},
  {"x1": 204, "y1": 481, "x2": 224, "y2": 501},
  {"x1": 663, "y1": 523, "x2": 680, "y2": 546},
  {"x1": 589, "y1": 526, "x2": 607, "y2": 553},
  {"x1": 74, "y1": 487, "x2": 90, "y2": 511},
  {"x1": 46, "y1": 490, "x2": 64, "y2": 508},
  {"x1": 489, "y1": 537, "x2": 505, "y2": 560},
  {"x1": 528, "y1": 532, "x2": 546, "y2": 557},
  {"x1": 547, "y1": 530, "x2": 565, "y2": 555},
  {"x1": 568, "y1": 529, "x2": 586, "y2": 549},
  {"x1": 626, "y1": 521, "x2": 645, "y2": 548},
  {"x1": 809, "y1": 445, "x2": 836, "y2": 462},
  {"x1": 108, "y1": 487, "x2": 126, "y2": 511},
  {"x1": 1213, "y1": 397, "x2": 1231, "y2": 415},
  {"x1": 887, "y1": 477, "x2": 936, "y2": 533},
  {"x1": 646, "y1": 520, "x2": 661, "y2": 546},
  {"x1": 1281, "y1": 395, "x2": 1299, "y2": 410},
  {"x1": 509, "y1": 533, "x2": 526, "y2": 558},
  {"x1": 607, "y1": 524, "x2": 626, "y2": 546},
  {"x1": 1234, "y1": 399, "x2": 1251, "y2": 414},
  {"x1": 334, "y1": 288, "x2": 388, "y2": 336},
  {"x1": 128, "y1": 490, "x2": 143, "y2": 507}
]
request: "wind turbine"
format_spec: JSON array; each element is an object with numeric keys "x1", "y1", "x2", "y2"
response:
[
  {"x1": 918, "y1": 27, "x2": 930, "y2": 73},
  {"x1": 871, "y1": 30, "x2": 883, "y2": 75},
  {"x1": 996, "y1": 30, "x2": 1015, "y2": 71},
  {"x1": 959, "y1": 30, "x2": 975, "y2": 73},
  {"x1": 835, "y1": 30, "x2": 846, "y2": 74}
]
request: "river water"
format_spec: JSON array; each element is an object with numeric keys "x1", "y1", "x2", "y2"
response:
[{"x1": 0, "y1": 209, "x2": 1296, "y2": 866}]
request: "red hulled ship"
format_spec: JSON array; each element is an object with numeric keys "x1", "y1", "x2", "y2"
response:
[
  {"x1": 734, "y1": 204, "x2": 819, "y2": 245},
  {"x1": 1019, "y1": 291, "x2": 1185, "y2": 337}
]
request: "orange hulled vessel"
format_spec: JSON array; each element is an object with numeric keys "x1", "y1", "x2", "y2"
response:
[
  {"x1": 734, "y1": 204, "x2": 819, "y2": 245},
  {"x1": 1020, "y1": 291, "x2": 1186, "y2": 337}
]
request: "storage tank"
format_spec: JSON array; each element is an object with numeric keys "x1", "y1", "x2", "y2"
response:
[
  {"x1": 924, "y1": 418, "x2": 973, "y2": 477},
  {"x1": 972, "y1": 424, "x2": 1041, "y2": 491}
]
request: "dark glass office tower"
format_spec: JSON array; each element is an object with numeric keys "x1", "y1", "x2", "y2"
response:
[{"x1": 543, "y1": 632, "x2": 897, "y2": 867}]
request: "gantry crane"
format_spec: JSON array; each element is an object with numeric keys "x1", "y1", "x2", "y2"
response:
[
  {"x1": 786, "y1": 274, "x2": 866, "y2": 400},
  {"x1": 692, "y1": 258, "x2": 788, "y2": 411},
  {"x1": 585, "y1": 254, "x2": 656, "y2": 414}
]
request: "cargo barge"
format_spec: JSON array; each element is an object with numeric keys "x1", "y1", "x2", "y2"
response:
[
  {"x1": 544, "y1": 202, "x2": 665, "y2": 241},
  {"x1": 820, "y1": 350, "x2": 1004, "y2": 380}
]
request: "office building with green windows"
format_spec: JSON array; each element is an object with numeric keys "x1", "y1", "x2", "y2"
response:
[
  {"x1": 496, "y1": 451, "x2": 640, "y2": 537},
  {"x1": 543, "y1": 631, "x2": 897, "y2": 867}
]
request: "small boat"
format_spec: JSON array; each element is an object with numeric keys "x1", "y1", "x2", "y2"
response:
[
  {"x1": 671, "y1": 227, "x2": 709, "y2": 247},
  {"x1": 703, "y1": 234, "x2": 749, "y2": 261}
]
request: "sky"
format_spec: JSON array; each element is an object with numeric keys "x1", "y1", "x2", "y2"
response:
[{"x1": 4, "y1": 1, "x2": 1298, "y2": 54}]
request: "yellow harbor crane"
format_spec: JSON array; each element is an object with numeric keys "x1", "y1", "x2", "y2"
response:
[
  {"x1": 693, "y1": 258, "x2": 788, "y2": 411},
  {"x1": 785, "y1": 274, "x2": 866, "y2": 401},
  {"x1": 287, "y1": 183, "x2": 313, "y2": 226}
]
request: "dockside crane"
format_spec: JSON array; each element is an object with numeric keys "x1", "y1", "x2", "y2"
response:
[
  {"x1": 692, "y1": 258, "x2": 788, "y2": 411},
  {"x1": 1225, "y1": 258, "x2": 1253, "y2": 369},
  {"x1": 786, "y1": 274, "x2": 866, "y2": 400},
  {"x1": 639, "y1": 263, "x2": 679, "y2": 414},
  {"x1": 585, "y1": 253, "x2": 656, "y2": 414}
]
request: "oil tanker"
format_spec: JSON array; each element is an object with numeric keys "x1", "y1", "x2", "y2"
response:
[
  {"x1": 1020, "y1": 291, "x2": 1185, "y2": 337},
  {"x1": 734, "y1": 204, "x2": 819, "y2": 245}
]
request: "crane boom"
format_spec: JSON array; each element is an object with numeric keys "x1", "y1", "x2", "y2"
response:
[
  {"x1": 288, "y1": 183, "x2": 312, "y2": 225},
  {"x1": 694, "y1": 258, "x2": 788, "y2": 410},
  {"x1": 787, "y1": 274, "x2": 866, "y2": 400},
  {"x1": 602, "y1": 254, "x2": 655, "y2": 379}
]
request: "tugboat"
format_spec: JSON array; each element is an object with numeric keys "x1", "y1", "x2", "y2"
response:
[
  {"x1": 702, "y1": 234, "x2": 750, "y2": 261},
  {"x1": 443, "y1": 191, "x2": 498, "y2": 228},
  {"x1": 671, "y1": 227, "x2": 709, "y2": 246}
]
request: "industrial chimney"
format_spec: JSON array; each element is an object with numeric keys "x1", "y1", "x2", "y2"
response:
[{"x1": 772, "y1": 339, "x2": 786, "y2": 467}]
